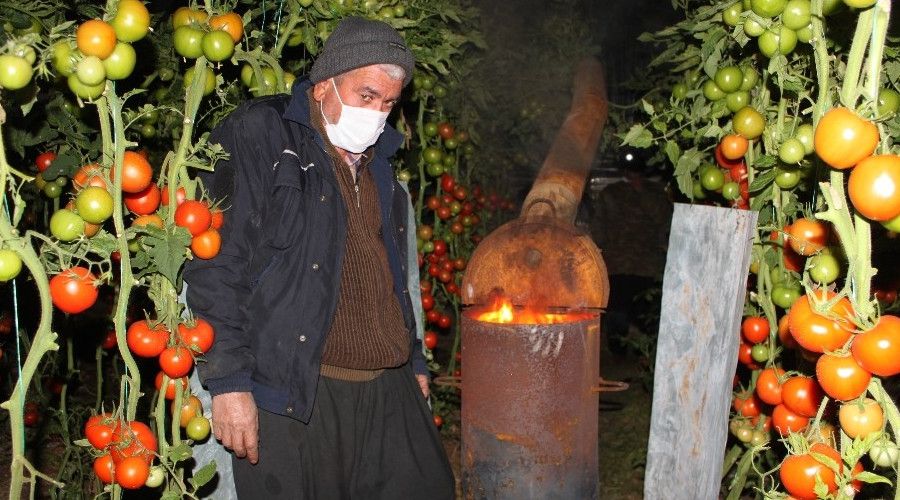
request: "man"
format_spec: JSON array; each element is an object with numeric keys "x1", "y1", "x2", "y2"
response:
[{"x1": 183, "y1": 17, "x2": 455, "y2": 499}]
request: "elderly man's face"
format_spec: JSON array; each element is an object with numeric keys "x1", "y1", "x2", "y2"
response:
[{"x1": 313, "y1": 65, "x2": 404, "y2": 126}]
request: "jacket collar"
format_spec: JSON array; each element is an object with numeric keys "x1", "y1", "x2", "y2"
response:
[{"x1": 284, "y1": 76, "x2": 405, "y2": 159}]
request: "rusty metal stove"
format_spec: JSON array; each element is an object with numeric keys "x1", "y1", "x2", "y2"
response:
[{"x1": 443, "y1": 59, "x2": 626, "y2": 500}]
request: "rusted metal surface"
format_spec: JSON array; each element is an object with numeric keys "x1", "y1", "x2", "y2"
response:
[
  {"x1": 461, "y1": 58, "x2": 609, "y2": 310},
  {"x1": 461, "y1": 217, "x2": 608, "y2": 309},
  {"x1": 520, "y1": 58, "x2": 608, "y2": 224},
  {"x1": 460, "y1": 313, "x2": 602, "y2": 500}
]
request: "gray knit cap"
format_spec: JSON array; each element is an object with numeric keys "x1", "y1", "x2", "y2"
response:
[{"x1": 309, "y1": 17, "x2": 415, "y2": 87}]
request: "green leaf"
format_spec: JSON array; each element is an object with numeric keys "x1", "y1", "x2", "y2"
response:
[
  {"x1": 665, "y1": 141, "x2": 681, "y2": 166},
  {"x1": 143, "y1": 225, "x2": 192, "y2": 288},
  {"x1": 620, "y1": 124, "x2": 653, "y2": 148},
  {"x1": 641, "y1": 99, "x2": 655, "y2": 115},
  {"x1": 674, "y1": 148, "x2": 702, "y2": 198},
  {"x1": 73, "y1": 439, "x2": 91, "y2": 447},
  {"x1": 166, "y1": 443, "x2": 193, "y2": 464},
  {"x1": 160, "y1": 490, "x2": 180, "y2": 500},
  {"x1": 749, "y1": 169, "x2": 777, "y2": 193},
  {"x1": 190, "y1": 461, "x2": 218, "y2": 490},
  {"x1": 753, "y1": 155, "x2": 778, "y2": 170},
  {"x1": 41, "y1": 153, "x2": 80, "y2": 181},
  {"x1": 853, "y1": 470, "x2": 892, "y2": 485},
  {"x1": 750, "y1": 189, "x2": 773, "y2": 212}
]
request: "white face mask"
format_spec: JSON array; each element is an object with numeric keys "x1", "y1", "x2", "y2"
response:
[{"x1": 321, "y1": 78, "x2": 390, "y2": 154}]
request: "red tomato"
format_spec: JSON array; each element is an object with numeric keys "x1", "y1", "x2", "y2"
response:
[
  {"x1": 756, "y1": 367, "x2": 786, "y2": 406},
  {"x1": 159, "y1": 346, "x2": 194, "y2": 378},
  {"x1": 155, "y1": 371, "x2": 188, "y2": 400},
  {"x1": 84, "y1": 413, "x2": 115, "y2": 450},
  {"x1": 787, "y1": 218, "x2": 828, "y2": 256},
  {"x1": 440, "y1": 173, "x2": 455, "y2": 193},
  {"x1": 191, "y1": 229, "x2": 221, "y2": 259},
  {"x1": 161, "y1": 185, "x2": 186, "y2": 206},
  {"x1": 742, "y1": 316, "x2": 770, "y2": 343},
  {"x1": 123, "y1": 184, "x2": 161, "y2": 215},
  {"x1": 174, "y1": 200, "x2": 212, "y2": 236},
  {"x1": 421, "y1": 294, "x2": 435, "y2": 311},
  {"x1": 93, "y1": 454, "x2": 115, "y2": 484},
  {"x1": 116, "y1": 456, "x2": 150, "y2": 489},
  {"x1": 210, "y1": 209, "x2": 224, "y2": 230},
  {"x1": 772, "y1": 403, "x2": 810, "y2": 436},
  {"x1": 787, "y1": 291, "x2": 855, "y2": 353},
  {"x1": 126, "y1": 320, "x2": 169, "y2": 358},
  {"x1": 35, "y1": 152, "x2": 57, "y2": 172},
  {"x1": 50, "y1": 267, "x2": 99, "y2": 314},
  {"x1": 101, "y1": 329, "x2": 117, "y2": 349},
  {"x1": 816, "y1": 352, "x2": 871, "y2": 401},
  {"x1": 110, "y1": 421, "x2": 157, "y2": 463},
  {"x1": 437, "y1": 314, "x2": 452, "y2": 330},
  {"x1": 424, "y1": 331, "x2": 438, "y2": 350},
  {"x1": 780, "y1": 443, "x2": 839, "y2": 499},
  {"x1": 437, "y1": 122, "x2": 455, "y2": 140},
  {"x1": 851, "y1": 315, "x2": 900, "y2": 376},
  {"x1": 737, "y1": 341, "x2": 760, "y2": 368},
  {"x1": 733, "y1": 392, "x2": 762, "y2": 417},
  {"x1": 177, "y1": 319, "x2": 215, "y2": 354},
  {"x1": 781, "y1": 376, "x2": 824, "y2": 417}
]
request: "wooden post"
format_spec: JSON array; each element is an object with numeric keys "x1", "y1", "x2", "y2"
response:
[{"x1": 644, "y1": 203, "x2": 758, "y2": 500}]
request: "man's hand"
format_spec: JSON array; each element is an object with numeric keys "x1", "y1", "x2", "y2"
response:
[
  {"x1": 211, "y1": 392, "x2": 259, "y2": 464},
  {"x1": 415, "y1": 374, "x2": 430, "y2": 399}
]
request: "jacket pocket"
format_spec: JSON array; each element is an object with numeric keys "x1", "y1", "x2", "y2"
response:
[{"x1": 264, "y1": 150, "x2": 308, "y2": 249}]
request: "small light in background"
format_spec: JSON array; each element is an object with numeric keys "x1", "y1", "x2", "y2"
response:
[{"x1": 625, "y1": 153, "x2": 634, "y2": 162}]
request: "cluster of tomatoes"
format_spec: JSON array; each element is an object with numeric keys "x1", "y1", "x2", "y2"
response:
[
  {"x1": 722, "y1": 0, "x2": 845, "y2": 59},
  {"x1": 126, "y1": 317, "x2": 214, "y2": 381},
  {"x1": 173, "y1": 197, "x2": 224, "y2": 260},
  {"x1": 49, "y1": 0, "x2": 150, "y2": 100},
  {"x1": 83, "y1": 414, "x2": 159, "y2": 489},
  {"x1": 172, "y1": 6, "x2": 244, "y2": 96},
  {"x1": 417, "y1": 121, "x2": 474, "y2": 179}
]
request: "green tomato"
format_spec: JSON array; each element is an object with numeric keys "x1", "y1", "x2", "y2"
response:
[
  {"x1": 43, "y1": 182, "x2": 62, "y2": 199},
  {"x1": 771, "y1": 284, "x2": 802, "y2": 309},
  {"x1": 715, "y1": 66, "x2": 744, "y2": 93},
  {"x1": 76, "y1": 186, "x2": 114, "y2": 224},
  {"x1": 393, "y1": 5, "x2": 406, "y2": 17},
  {"x1": 808, "y1": 252, "x2": 840, "y2": 284},
  {"x1": 442, "y1": 153, "x2": 456, "y2": 167},
  {"x1": 433, "y1": 85, "x2": 448, "y2": 98},
  {"x1": 67, "y1": 73, "x2": 105, "y2": 99},
  {"x1": 186, "y1": 415, "x2": 211, "y2": 441},
  {"x1": 758, "y1": 26, "x2": 798, "y2": 57},
  {"x1": 50, "y1": 209, "x2": 85, "y2": 241},
  {"x1": 726, "y1": 91, "x2": 750, "y2": 113},
  {"x1": 425, "y1": 163, "x2": 444, "y2": 177},
  {"x1": 103, "y1": 43, "x2": 137, "y2": 81},
  {"x1": 140, "y1": 123, "x2": 156, "y2": 139},
  {"x1": 423, "y1": 147, "x2": 443, "y2": 164},
  {"x1": 774, "y1": 167, "x2": 801, "y2": 189},
  {"x1": 723, "y1": 2, "x2": 744, "y2": 26},
  {"x1": 0, "y1": 55, "x2": 33, "y2": 90},
  {"x1": 703, "y1": 79, "x2": 726, "y2": 101},
  {"x1": 700, "y1": 167, "x2": 726, "y2": 191},
  {"x1": 159, "y1": 67, "x2": 175, "y2": 82},
  {"x1": 184, "y1": 66, "x2": 216, "y2": 96},
  {"x1": 782, "y1": 0, "x2": 812, "y2": 30},
  {"x1": 0, "y1": 249, "x2": 22, "y2": 282},
  {"x1": 53, "y1": 175, "x2": 68, "y2": 187},
  {"x1": 843, "y1": 0, "x2": 876, "y2": 8},
  {"x1": 283, "y1": 72, "x2": 296, "y2": 93},
  {"x1": 144, "y1": 465, "x2": 165, "y2": 488},
  {"x1": 779, "y1": 138, "x2": 805, "y2": 164},
  {"x1": 396, "y1": 170, "x2": 412, "y2": 183},
  {"x1": 750, "y1": 429, "x2": 769, "y2": 447},
  {"x1": 739, "y1": 66, "x2": 759, "y2": 91},
  {"x1": 744, "y1": 18, "x2": 766, "y2": 37},
  {"x1": 76, "y1": 56, "x2": 106, "y2": 86},
  {"x1": 823, "y1": 0, "x2": 843, "y2": 14},
  {"x1": 424, "y1": 122, "x2": 439, "y2": 136},
  {"x1": 794, "y1": 123, "x2": 815, "y2": 155},
  {"x1": 202, "y1": 30, "x2": 235, "y2": 62},
  {"x1": 722, "y1": 181, "x2": 741, "y2": 200},
  {"x1": 869, "y1": 439, "x2": 900, "y2": 468},
  {"x1": 692, "y1": 181, "x2": 707, "y2": 200},
  {"x1": 795, "y1": 23, "x2": 813, "y2": 43},
  {"x1": 239, "y1": 64, "x2": 254, "y2": 87},
  {"x1": 732, "y1": 107, "x2": 766, "y2": 139},
  {"x1": 444, "y1": 138, "x2": 459, "y2": 150},
  {"x1": 174, "y1": 25, "x2": 205, "y2": 59},
  {"x1": 14, "y1": 45, "x2": 36, "y2": 65},
  {"x1": 882, "y1": 213, "x2": 900, "y2": 232},
  {"x1": 750, "y1": 343, "x2": 769, "y2": 362},
  {"x1": 877, "y1": 88, "x2": 900, "y2": 117},
  {"x1": 672, "y1": 82, "x2": 688, "y2": 100},
  {"x1": 751, "y1": 0, "x2": 787, "y2": 17},
  {"x1": 51, "y1": 42, "x2": 75, "y2": 77}
]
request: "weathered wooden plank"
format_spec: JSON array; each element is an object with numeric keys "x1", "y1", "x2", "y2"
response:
[{"x1": 644, "y1": 203, "x2": 758, "y2": 500}]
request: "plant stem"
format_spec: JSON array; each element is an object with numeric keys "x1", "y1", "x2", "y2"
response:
[{"x1": 839, "y1": 7, "x2": 875, "y2": 108}]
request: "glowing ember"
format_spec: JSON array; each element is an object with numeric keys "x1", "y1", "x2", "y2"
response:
[{"x1": 472, "y1": 294, "x2": 596, "y2": 325}]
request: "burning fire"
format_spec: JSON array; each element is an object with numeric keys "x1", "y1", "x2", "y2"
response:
[{"x1": 473, "y1": 293, "x2": 596, "y2": 325}]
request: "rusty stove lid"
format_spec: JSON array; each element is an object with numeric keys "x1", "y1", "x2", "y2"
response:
[{"x1": 461, "y1": 214, "x2": 609, "y2": 310}]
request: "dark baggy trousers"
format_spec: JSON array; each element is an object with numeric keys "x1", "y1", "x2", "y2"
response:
[{"x1": 232, "y1": 364, "x2": 455, "y2": 499}]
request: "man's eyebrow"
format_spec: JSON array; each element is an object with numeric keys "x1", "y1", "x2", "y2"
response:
[{"x1": 359, "y1": 85, "x2": 400, "y2": 102}]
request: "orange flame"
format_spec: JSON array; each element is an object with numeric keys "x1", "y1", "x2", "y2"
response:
[{"x1": 473, "y1": 294, "x2": 596, "y2": 325}]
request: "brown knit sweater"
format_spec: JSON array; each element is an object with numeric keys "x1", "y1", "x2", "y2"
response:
[{"x1": 310, "y1": 92, "x2": 410, "y2": 377}]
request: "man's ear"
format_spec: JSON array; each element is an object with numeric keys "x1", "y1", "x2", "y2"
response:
[{"x1": 312, "y1": 80, "x2": 329, "y2": 102}]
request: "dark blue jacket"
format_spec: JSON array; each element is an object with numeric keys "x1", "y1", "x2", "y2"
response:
[{"x1": 184, "y1": 78, "x2": 426, "y2": 423}]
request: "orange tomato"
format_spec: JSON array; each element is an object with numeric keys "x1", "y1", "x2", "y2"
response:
[
  {"x1": 814, "y1": 107, "x2": 878, "y2": 169},
  {"x1": 172, "y1": 7, "x2": 208, "y2": 28},
  {"x1": 778, "y1": 315, "x2": 797, "y2": 349},
  {"x1": 756, "y1": 366, "x2": 786, "y2": 405},
  {"x1": 112, "y1": 151, "x2": 153, "y2": 193},
  {"x1": 781, "y1": 376, "x2": 824, "y2": 418},
  {"x1": 839, "y1": 398, "x2": 884, "y2": 439},
  {"x1": 73, "y1": 163, "x2": 108, "y2": 190},
  {"x1": 132, "y1": 214, "x2": 164, "y2": 229},
  {"x1": 190, "y1": 229, "x2": 221, "y2": 259},
  {"x1": 848, "y1": 154, "x2": 900, "y2": 221},
  {"x1": 76, "y1": 20, "x2": 117, "y2": 59},
  {"x1": 787, "y1": 218, "x2": 828, "y2": 256},
  {"x1": 210, "y1": 12, "x2": 243, "y2": 43},
  {"x1": 772, "y1": 403, "x2": 810, "y2": 436},
  {"x1": 720, "y1": 134, "x2": 749, "y2": 160},
  {"x1": 787, "y1": 291, "x2": 855, "y2": 353}
]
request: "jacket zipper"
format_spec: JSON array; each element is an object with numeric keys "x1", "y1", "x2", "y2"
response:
[{"x1": 354, "y1": 179, "x2": 360, "y2": 208}]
